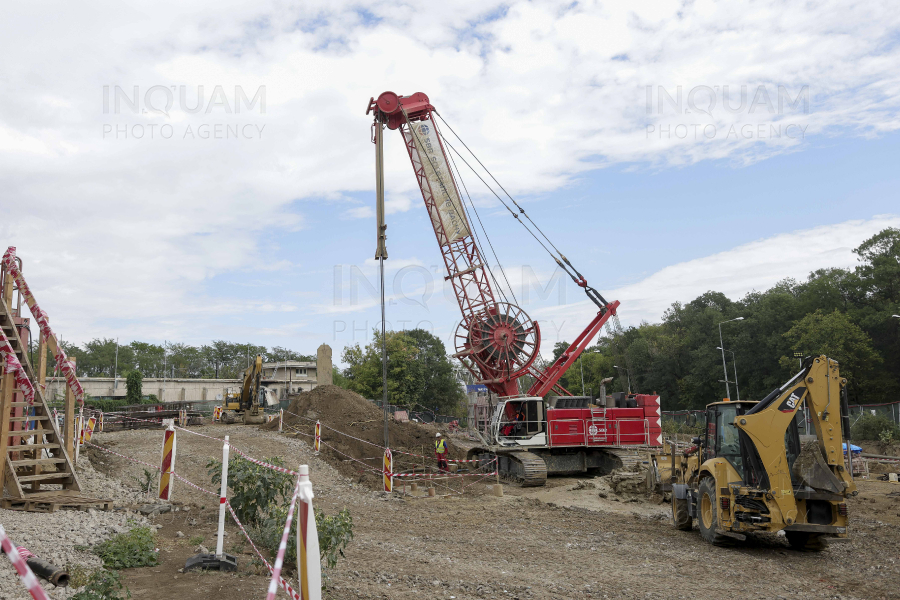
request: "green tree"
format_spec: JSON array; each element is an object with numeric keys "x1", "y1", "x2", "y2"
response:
[
  {"x1": 780, "y1": 309, "x2": 884, "y2": 401},
  {"x1": 125, "y1": 370, "x2": 143, "y2": 404},
  {"x1": 341, "y1": 329, "x2": 463, "y2": 412}
]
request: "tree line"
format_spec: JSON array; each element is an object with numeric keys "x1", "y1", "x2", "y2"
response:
[
  {"x1": 339, "y1": 328, "x2": 466, "y2": 415},
  {"x1": 554, "y1": 228, "x2": 900, "y2": 410},
  {"x1": 31, "y1": 339, "x2": 315, "y2": 380}
]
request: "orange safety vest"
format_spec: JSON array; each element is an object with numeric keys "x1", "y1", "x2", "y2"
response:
[{"x1": 435, "y1": 439, "x2": 447, "y2": 454}]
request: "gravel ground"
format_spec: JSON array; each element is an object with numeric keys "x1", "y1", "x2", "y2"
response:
[{"x1": 0, "y1": 457, "x2": 155, "y2": 599}]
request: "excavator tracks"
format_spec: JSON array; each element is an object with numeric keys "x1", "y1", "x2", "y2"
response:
[
  {"x1": 604, "y1": 447, "x2": 646, "y2": 471},
  {"x1": 468, "y1": 448, "x2": 548, "y2": 487}
]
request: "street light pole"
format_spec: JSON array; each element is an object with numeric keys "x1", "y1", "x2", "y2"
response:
[{"x1": 718, "y1": 317, "x2": 744, "y2": 400}]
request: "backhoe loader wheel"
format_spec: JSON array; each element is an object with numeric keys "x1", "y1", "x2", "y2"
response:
[
  {"x1": 672, "y1": 494, "x2": 692, "y2": 531},
  {"x1": 698, "y1": 478, "x2": 728, "y2": 546},
  {"x1": 786, "y1": 531, "x2": 827, "y2": 552}
]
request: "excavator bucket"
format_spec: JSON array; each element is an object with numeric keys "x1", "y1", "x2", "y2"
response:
[{"x1": 791, "y1": 440, "x2": 844, "y2": 494}]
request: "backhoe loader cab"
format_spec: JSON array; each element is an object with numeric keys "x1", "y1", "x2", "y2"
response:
[{"x1": 669, "y1": 356, "x2": 856, "y2": 551}]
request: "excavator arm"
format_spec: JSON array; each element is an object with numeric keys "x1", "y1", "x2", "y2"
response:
[{"x1": 735, "y1": 355, "x2": 855, "y2": 526}]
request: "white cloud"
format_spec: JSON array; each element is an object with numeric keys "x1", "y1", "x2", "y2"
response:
[{"x1": 0, "y1": 1, "x2": 897, "y2": 347}]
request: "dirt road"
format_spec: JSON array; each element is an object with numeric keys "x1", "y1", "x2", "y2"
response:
[{"x1": 84, "y1": 424, "x2": 900, "y2": 600}]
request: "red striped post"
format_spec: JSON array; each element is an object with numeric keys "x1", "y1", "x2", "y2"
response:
[
  {"x1": 158, "y1": 424, "x2": 176, "y2": 501},
  {"x1": 83, "y1": 416, "x2": 97, "y2": 444},
  {"x1": 97, "y1": 412, "x2": 104, "y2": 432},
  {"x1": 383, "y1": 448, "x2": 393, "y2": 493},
  {"x1": 314, "y1": 421, "x2": 321, "y2": 454}
]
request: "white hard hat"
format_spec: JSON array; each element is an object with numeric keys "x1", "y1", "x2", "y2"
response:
[{"x1": 436, "y1": 432, "x2": 442, "y2": 437}]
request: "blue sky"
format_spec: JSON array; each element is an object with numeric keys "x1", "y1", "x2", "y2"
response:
[{"x1": 1, "y1": 1, "x2": 898, "y2": 364}]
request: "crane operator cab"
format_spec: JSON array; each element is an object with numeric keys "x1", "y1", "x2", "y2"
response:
[{"x1": 492, "y1": 397, "x2": 546, "y2": 446}]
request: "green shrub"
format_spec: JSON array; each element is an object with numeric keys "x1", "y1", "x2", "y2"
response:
[
  {"x1": 851, "y1": 413, "x2": 900, "y2": 441},
  {"x1": 259, "y1": 506, "x2": 353, "y2": 574},
  {"x1": 94, "y1": 526, "x2": 158, "y2": 569},
  {"x1": 72, "y1": 569, "x2": 131, "y2": 599},
  {"x1": 208, "y1": 455, "x2": 354, "y2": 589},
  {"x1": 207, "y1": 456, "x2": 293, "y2": 525}
]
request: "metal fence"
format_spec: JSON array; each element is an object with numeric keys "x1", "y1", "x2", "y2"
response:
[
  {"x1": 369, "y1": 399, "x2": 465, "y2": 427},
  {"x1": 662, "y1": 400, "x2": 900, "y2": 436}
]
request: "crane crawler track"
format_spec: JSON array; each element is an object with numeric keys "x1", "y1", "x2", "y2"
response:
[{"x1": 468, "y1": 448, "x2": 547, "y2": 487}]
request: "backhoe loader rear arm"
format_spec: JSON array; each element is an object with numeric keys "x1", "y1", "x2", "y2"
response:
[{"x1": 735, "y1": 356, "x2": 855, "y2": 526}]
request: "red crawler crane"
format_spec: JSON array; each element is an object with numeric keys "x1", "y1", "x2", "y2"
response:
[{"x1": 367, "y1": 91, "x2": 660, "y2": 485}]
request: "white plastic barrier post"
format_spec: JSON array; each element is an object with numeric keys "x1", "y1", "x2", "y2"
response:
[
  {"x1": 215, "y1": 435, "x2": 230, "y2": 558},
  {"x1": 297, "y1": 465, "x2": 322, "y2": 600},
  {"x1": 279, "y1": 409, "x2": 283, "y2": 433}
]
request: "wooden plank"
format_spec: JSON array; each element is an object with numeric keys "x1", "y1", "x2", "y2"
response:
[
  {"x1": 37, "y1": 335, "x2": 47, "y2": 389},
  {"x1": 64, "y1": 356, "x2": 76, "y2": 461},
  {"x1": 7, "y1": 443, "x2": 58, "y2": 451},
  {"x1": 9, "y1": 458, "x2": 66, "y2": 467},
  {"x1": 9, "y1": 415, "x2": 48, "y2": 422},
  {"x1": 0, "y1": 370, "x2": 12, "y2": 490},
  {"x1": 16, "y1": 473, "x2": 71, "y2": 483},
  {"x1": 9, "y1": 428, "x2": 56, "y2": 436}
]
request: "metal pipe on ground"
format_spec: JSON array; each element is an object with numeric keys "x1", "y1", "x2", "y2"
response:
[
  {"x1": 26, "y1": 556, "x2": 69, "y2": 587},
  {"x1": 1, "y1": 547, "x2": 69, "y2": 587}
]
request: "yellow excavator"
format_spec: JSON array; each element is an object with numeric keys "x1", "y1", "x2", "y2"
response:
[
  {"x1": 222, "y1": 355, "x2": 266, "y2": 425},
  {"x1": 662, "y1": 355, "x2": 857, "y2": 551}
]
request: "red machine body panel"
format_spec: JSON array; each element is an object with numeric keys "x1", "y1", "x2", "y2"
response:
[{"x1": 546, "y1": 395, "x2": 661, "y2": 448}]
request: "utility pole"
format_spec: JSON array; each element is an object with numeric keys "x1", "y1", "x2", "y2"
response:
[
  {"x1": 374, "y1": 114, "x2": 390, "y2": 449},
  {"x1": 613, "y1": 365, "x2": 632, "y2": 395},
  {"x1": 114, "y1": 337, "x2": 119, "y2": 390}
]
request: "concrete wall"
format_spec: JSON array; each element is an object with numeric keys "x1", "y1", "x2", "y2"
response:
[{"x1": 45, "y1": 377, "x2": 243, "y2": 403}]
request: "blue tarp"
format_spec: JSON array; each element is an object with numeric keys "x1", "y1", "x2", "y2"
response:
[{"x1": 842, "y1": 443, "x2": 862, "y2": 455}]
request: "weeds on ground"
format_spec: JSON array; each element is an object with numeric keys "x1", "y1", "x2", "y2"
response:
[
  {"x1": 129, "y1": 468, "x2": 156, "y2": 495},
  {"x1": 94, "y1": 526, "x2": 158, "y2": 569},
  {"x1": 71, "y1": 569, "x2": 131, "y2": 600},
  {"x1": 67, "y1": 564, "x2": 92, "y2": 588},
  {"x1": 189, "y1": 535, "x2": 204, "y2": 546}
]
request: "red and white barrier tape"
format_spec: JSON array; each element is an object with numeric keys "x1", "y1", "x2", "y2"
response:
[
  {"x1": 230, "y1": 446, "x2": 299, "y2": 477},
  {"x1": 266, "y1": 475, "x2": 302, "y2": 600},
  {"x1": 281, "y1": 408, "x2": 477, "y2": 462},
  {"x1": 3, "y1": 246, "x2": 85, "y2": 405},
  {"x1": 0, "y1": 525, "x2": 50, "y2": 600}
]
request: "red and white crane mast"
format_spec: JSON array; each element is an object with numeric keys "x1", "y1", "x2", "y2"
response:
[{"x1": 367, "y1": 91, "x2": 619, "y2": 399}]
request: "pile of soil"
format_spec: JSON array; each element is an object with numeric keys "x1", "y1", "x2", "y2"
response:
[{"x1": 263, "y1": 385, "x2": 466, "y2": 488}]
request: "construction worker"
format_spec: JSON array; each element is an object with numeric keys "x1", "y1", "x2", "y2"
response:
[{"x1": 434, "y1": 432, "x2": 449, "y2": 473}]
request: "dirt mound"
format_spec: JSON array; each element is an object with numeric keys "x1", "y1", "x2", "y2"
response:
[{"x1": 263, "y1": 385, "x2": 465, "y2": 488}]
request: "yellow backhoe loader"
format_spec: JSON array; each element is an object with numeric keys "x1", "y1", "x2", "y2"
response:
[
  {"x1": 222, "y1": 355, "x2": 266, "y2": 425},
  {"x1": 664, "y1": 355, "x2": 857, "y2": 550}
]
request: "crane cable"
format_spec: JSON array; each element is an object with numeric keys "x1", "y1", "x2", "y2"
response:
[{"x1": 434, "y1": 112, "x2": 609, "y2": 309}]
